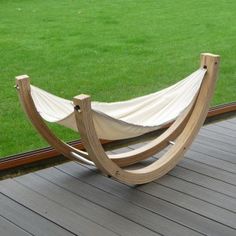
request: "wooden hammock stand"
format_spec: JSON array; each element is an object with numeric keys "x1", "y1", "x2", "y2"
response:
[{"x1": 16, "y1": 53, "x2": 220, "y2": 184}]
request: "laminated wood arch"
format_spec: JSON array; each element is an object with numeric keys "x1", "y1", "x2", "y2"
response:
[
  {"x1": 73, "y1": 53, "x2": 220, "y2": 184},
  {"x1": 106, "y1": 103, "x2": 193, "y2": 167},
  {"x1": 16, "y1": 76, "x2": 191, "y2": 168},
  {"x1": 15, "y1": 77, "x2": 93, "y2": 165},
  {"x1": 16, "y1": 53, "x2": 220, "y2": 184},
  {"x1": 16, "y1": 78, "x2": 197, "y2": 168}
]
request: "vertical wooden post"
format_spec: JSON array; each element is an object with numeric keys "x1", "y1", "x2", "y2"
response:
[{"x1": 73, "y1": 95, "x2": 110, "y2": 174}]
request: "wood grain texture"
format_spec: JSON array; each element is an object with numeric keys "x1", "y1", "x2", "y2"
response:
[
  {"x1": 0, "y1": 216, "x2": 32, "y2": 236},
  {"x1": 0, "y1": 194, "x2": 76, "y2": 236},
  {"x1": 73, "y1": 53, "x2": 220, "y2": 184},
  {"x1": 57, "y1": 161, "x2": 236, "y2": 236},
  {"x1": 1, "y1": 116, "x2": 236, "y2": 236},
  {"x1": 0, "y1": 179, "x2": 118, "y2": 236},
  {"x1": 15, "y1": 172, "x2": 159, "y2": 236},
  {"x1": 15, "y1": 76, "x2": 92, "y2": 165}
]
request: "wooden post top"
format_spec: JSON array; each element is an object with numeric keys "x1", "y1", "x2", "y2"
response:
[
  {"x1": 201, "y1": 53, "x2": 220, "y2": 58},
  {"x1": 200, "y1": 53, "x2": 220, "y2": 69},
  {"x1": 15, "y1": 75, "x2": 31, "y2": 90},
  {"x1": 73, "y1": 94, "x2": 91, "y2": 110},
  {"x1": 15, "y1": 75, "x2": 30, "y2": 81}
]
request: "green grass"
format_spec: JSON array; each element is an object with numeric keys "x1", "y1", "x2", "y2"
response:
[{"x1": 1, "y1": 0, "x2": 236, "y2": 157}]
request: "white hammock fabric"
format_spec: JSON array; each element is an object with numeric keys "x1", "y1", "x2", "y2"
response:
[{"x1": 30, "y1": 68, "x2": 206, "y2": 140}]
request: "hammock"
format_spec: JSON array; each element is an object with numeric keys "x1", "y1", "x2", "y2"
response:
[
  {"x1": 30, "y1": 69, "x2": 206, "y2": 140},
  {"x1": 16, "y1": 53, "x2": 220, "y2": 184}
]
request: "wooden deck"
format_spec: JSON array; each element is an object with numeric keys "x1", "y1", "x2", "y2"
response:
[{"x1": 1, "y1": 117, "x2": 236, "y2": 236}]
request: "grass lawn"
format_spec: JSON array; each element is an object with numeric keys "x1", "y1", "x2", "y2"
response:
[{"x1": 1, "y1": 0, "x2": 236, "y2": 157}]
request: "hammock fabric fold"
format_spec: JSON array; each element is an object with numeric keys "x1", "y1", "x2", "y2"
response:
[{"x1": 30, "y1": 68, "x2": 206, "y2": 140}]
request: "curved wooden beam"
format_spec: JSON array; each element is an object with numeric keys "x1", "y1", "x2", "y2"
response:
[
  {"x1": 107, "y1": 102, "x2": 194, "y2": 167},
  {"x1": 16, "y1": 76, "x2": 197, "y2": 169},
  {"x1": 73, "y1": 53, "x2": 220, "y2": 184},
  {"x1": 15, "y1": 76, "x2": 94, "y2": 166},
  {"x1": 1, "y1": 101, "x2": 234, "y2": 172}
]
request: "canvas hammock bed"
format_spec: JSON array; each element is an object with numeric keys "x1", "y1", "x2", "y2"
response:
[{"x1": 16, "y1": 53, "x2": 220, "y2": 184}]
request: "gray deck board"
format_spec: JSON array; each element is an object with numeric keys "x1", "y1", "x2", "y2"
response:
[
  {"x1": 175, "y1": 158, "x2": 236, "y2": 185},
  {"x1": 199, "y1": 129, "x2": 236, "y2": 146},
  {"x1": 187, "y1": 142, "x2": 236, "y2": 164},
  {"x1": 57, "y1": 162, "x2": 236, "y2": 236},
  {"x1": 138, "y1": 182, "x2": 236, "y2": 229},
  {"x1": 169, "y1": 166, "x2": 236, "y2": 198},
  {"x1": 156, "y1": 174, "x2": 236, "y2": 212},
  {"x1": 185, "y1": 149, "x2": 236, "y2": 173},
  {"x1": 0, "y1": 193, "x2": 76, "y2": 236},
  {"x1": 228, "y1": 117, "x2": 236, "y2": 124},
  {"x1": 0, "y1": 216, "x2": 32, "y2": 236},
  {"x1": 111, "y1": 148, "x2": 236, "y2": 230},
  {"x1": 203, "y1": 124, "x2": 236, "y2": 138},
  {"x1": 35, "y1": 167, "x2": 197, "y2": 236},
  {"x1": 0, "y1": 116, "x2": 236, "y2": 236},
  {"x1": 195, "y1": 135, "x2": 236, "y2": 154},
  {"x1": 16, "y1": 171, "x2": 160, "y2": 236},
  {"x1": 0, "y1": 179, "x2": 117, "y2": 236},
  {"x1": 217, "y1": 120, "x2": 236, "y2": 130}
]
